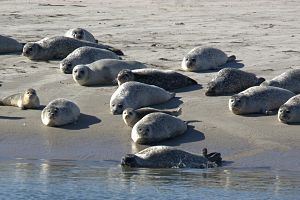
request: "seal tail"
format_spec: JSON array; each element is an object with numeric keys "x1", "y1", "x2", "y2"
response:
[
  {"x1": 257, "y1": 77, "x2": 266, "y2": 85},
  {"x1": 170, "y1": 92, "x2": 176, "y2": 98},
  {"x1": 187, "y1": 77, "x2": 198, "y2": 85},
  {"x1": 167, "y1": 107, "x2": 182, "y2": 116},
  {"x1": 226, "y1": 55, "x2": 236, "y2": 63},
  {"x1": 107, "y1": 47, "x2": 124, "y2": 56},
  {"x1": 0, "y1": 100, "x2": 4, "y2": 106}
]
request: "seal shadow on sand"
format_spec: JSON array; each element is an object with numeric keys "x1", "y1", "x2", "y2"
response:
[
  {"x1": 0, "y1": 116, "x2": 24, "y2": 120},
  {"x1": 188, "y1": 60, "x2": 245, "y2": 74},
  {"x1": 151, "y1": 97, "x2": 183, "y2": 110},
  {"x1": 172, "y1": 84, "x2": 203, "y2": 93},
  {"x1": 56, "y1": 113, "x2": 101, "y2": 130}
]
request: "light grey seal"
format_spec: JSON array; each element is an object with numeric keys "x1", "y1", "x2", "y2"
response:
[
  {"x1": 22, "y1": 36, "x2": 123, "y2": 61},
  {"x1": 0, "y1": 35, "x2": 23, "y2": 54},
  {"x1": 41, "y1": 98, "x2": 80, "y2": 127},
  {"x1": 117, "y1": 68, "x2": 198, "y2": 90},
  {"x1": 60, "y1": 47, "x2": 120, "y2": 74},
  {"x1": 64, "y1": 28, "x2": 98, "y2": 43},
  {"x1": 131, "y1": 112, "x2": 187, "y2": 144},
  {"x1": 121, "y1": 146, "x2": 219, "y2": 168},
  {"x1": 278, "y1": 94, "x2": 300, "y2": 124},
  {"x1": 261, "y1": 69, "x2": 300, "y2": 94},
  {"x1": 110, "y1": 81, "x2": 175, "y2": 115},
  {"x1": 73, "y1": 59, "x2": 145, "y2": 86},
  {"x1": 181, "y1": 47, "x2": 236, "y2": 72},
  {"x1": 206, "y1": 68, "x2": 265, "y2": 96},
  {"x1": 122, "y1": 107, "x2": 182, "y2": 127},
  {"x1": 229, "y1": 86, "x2": 295, "y2": 115},
  {"x1": 0, "y1": 88, "x2": 40, "y2": 109}
]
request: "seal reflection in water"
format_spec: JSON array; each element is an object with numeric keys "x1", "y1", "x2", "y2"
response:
[
  {"x1": 0, "y1": 88, "x2": 40, "y2": 109},
  {"x1": 121, "y1": 146, "x2": 221, "y2": 168},
  {"x1": 41, "y1": 98, "x2": 80, "y2": 127}
]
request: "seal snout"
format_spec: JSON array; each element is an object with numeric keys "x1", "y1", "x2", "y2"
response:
[
  {"x1": 121, "y1": 154, "x2": 137, "y2": 167},
  {"x1": 205, "y1": 90, "x2": 216, "y2": 96}
]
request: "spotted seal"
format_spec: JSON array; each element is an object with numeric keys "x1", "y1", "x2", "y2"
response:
[
  {"x1": 22, "y1": 36, "x2": 123, "y2": 61},
  {"x1": 117, "y1": 68, "x2": 197, "y2": 90},
  {"x1": 261, "y1": 69, "x2": 300, "y2": 94},
  {"x1": 121, "y1": 146, "x2": 220, "y2": 168},
  {"x1": 41, "y1": 98, "x2": 80, "y2": 127},
  {"x1": 131, "y1": 112, "x2": 187, "y2": 144},
  {"x1": 64, "y1": 28, "x2": 98, "y2": 43},
  {"x1": 110, "y1": 81, "x2": 175, "y2": 115},
  {"x1": 0, "y1": 35, "x2": 23, "y2": 54},
  {"x1": 122, "y1": 107, "x2": 182, "y2": 127},
  {"x1": 73, "y1": 59, "x2": 145, "y2": 86},
  {"x1": 278, "y1": 94, "x2": 300, "y2": 124},
  {"x1": 206, "y1": 68, "x2": 265, "y2": 96},
  {"x1": 229, "y1": 86, "x2": 295, "y2": 115},
  {"x1": 0, "y1": 88, "x2": 40, "y2": 109},
  {"x1": 60, "y1": 47, "x2": 120, "y2": 74},
  {"x1": 181, "y1": 47, "x2": 236, "y2": 72}
]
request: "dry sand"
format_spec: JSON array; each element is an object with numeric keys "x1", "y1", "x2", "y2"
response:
[{"x1": 0, "y1": 0, "x2": 299, "y2": 170}]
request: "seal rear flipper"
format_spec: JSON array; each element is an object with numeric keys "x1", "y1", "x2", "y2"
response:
[
  {"x1": 107, "y1": 47, "x2": 124, "y2": 56},
  {"x1": 0, "y1": 100, "x2": 3, "y2": 106},
  {"x1": 187, "y1": 77, "x2": 198, "y2": 85},
  {"x1": 257, "y1": 77, "x2": 266, "y2": 85},
  {"x1": 226, "y1": 55, "x2": 236, "y2": 63}
]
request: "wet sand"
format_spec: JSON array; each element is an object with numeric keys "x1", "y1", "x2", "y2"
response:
[{"x1": 0, "y1": 0, "x2": 299, "y2": 170}]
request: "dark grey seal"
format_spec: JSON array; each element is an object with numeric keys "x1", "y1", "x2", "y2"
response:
[{"x1": 0, "y1": 35, "x2": 23, "y2": 54}]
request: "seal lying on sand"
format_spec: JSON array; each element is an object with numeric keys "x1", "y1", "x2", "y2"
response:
[
  {"x1": 278, "y1": 94, "x2": 300, "y2": 124},
  {"x1": 73, "y1": 59, "x2": 145, "y2": 86},
  {"x1": 122, "y1": 107, "x2": 182, "y2": 127},
  {"x1": 22, "y1": 36, "x2": 123, "y2": 61},
  {"x1": 64, "y1": 28, "x2": 98, "y2": 43},
  {"x1": 60, "y1": 47, "x2": 120, "y2": 74},
  {"x1": 181, "y1": 47, "x2": 236, "y2": 72},
  {"x1": 261, "y1": 69, "x2": 300, "y2": 94},
  {"x1": 41, "y1": 98, "x2": 80, "y2": 127},
  {"x1": 206, "y1": 68, "x2": 265, "y2": 96},
  {"x1": 131, "y1": 112, "x2": 187, "y2": 144},
  {"x1": 229, "y1": 86, "x2": 295, "y2": 115},
  {"x1": 110, "y1": 82, "x2": 175, "y2": 115},
  {"x1": 0, "y1": 88, "x2": 40, "y2": 109},
  {"x1": 202, "y1": 148, "x2": 222, "y2": 166},
  {"x1": 121, "y1": 146, "x2": 221, "y2": 168},
  {"x1": 0, "y1": 35, "x2": 23, "y2": 54},
  {"x1": 117, "y1": 68, "x2": 197, "y2": 90}
]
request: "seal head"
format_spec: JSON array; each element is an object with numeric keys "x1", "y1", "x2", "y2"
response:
[
  {"x1": 117, "y1": 69, "x2": 135, "y2": 85},
  {"x1": 22, "y1": 43, "x2": 42, "y2": 60}
]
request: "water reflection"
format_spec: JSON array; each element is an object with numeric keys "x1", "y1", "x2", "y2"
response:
[{"x1": 0, "y1": 159, "x2": 299, "y2": 200}]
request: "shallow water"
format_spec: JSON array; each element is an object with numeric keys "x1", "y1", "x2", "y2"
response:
[{"x1": 0, "y1": 159, "x2": 299, "y2": 200}]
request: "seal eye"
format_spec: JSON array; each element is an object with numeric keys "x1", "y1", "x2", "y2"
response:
[
  {"x1": 191, "y1": 58, "x2": 196, "y2": 62},
  {"x1": 117, "y1": 104, "x2": 123, "y2": 109},
  {"x1": 285, "y1": 110, "x2": 290, "y2": 114},
  {"x1": 28, "y1": 47, "x2": 33, "y2": 52},
  {"x1": 79, "y1": 70, "x2": 84, "y2": 74},
  {"x1": 74, "y1": 69, "x2": 78, "y2": 73},
  {"x1": 128, "y1": 112, "x2": 132, "y2": 115},
  {"x1": 67, "y1": 63, "x2": 72, "y2": 68}
]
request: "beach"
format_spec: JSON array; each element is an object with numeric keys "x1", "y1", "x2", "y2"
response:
[{"x1": 0, "y1": 0, "x2": 300, "y2": 170}]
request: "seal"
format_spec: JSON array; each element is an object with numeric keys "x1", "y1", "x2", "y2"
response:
[
  {"x1": 41, "y1": 98, "x2": 80, "y2": 127},
  {"x1": 121, "y1": 146, "x2": 220, "y2": 168},
  {"x1": 131, "y1": 112, "x2": 187, "y2": 144},
  {"x1": 206, "y1": 68, "x2": 265, "y2": 96},
  {"x1": 116, "y1": 68, "x2": 198, "y2": 90},
  {"x1": 110, "y1": 81, "x2": 175, "y2": 115},
  {"x1": 73, "y1": 59, "x2": 146, "y2": 86},
  {"x1": 0, "y1": 88, "x2": 40, "y2": 109},
  {"x1": 60, "y1": 47, "x2": 120, "y2": 74},
  {"x1": 261, "y1": 69, "x2": 300, "y2": 94},
  {"x1": 181, "y1": 47, "x2": 236, "y2": 72},
  {"x1": 202, "y1": 148, "x2": 222, "y2": 166},
  {"x1": 64, "y1": 28, "x2": 98, "y2": 43},
  {"x1": 229, "y1": 86, "x2": 295, "y2": 115},
  {"x1": 122, "y1": 107, "x2": 182, "y2": 127},
  {"x1": 22, "y1": 36, "x2": 123, "y2": 61},
  {"x1": 0, "y1": 35, "x2": 23, "y2": 54},
  {"x1": 278, "y1": 94, "x2": 300, "y2": 124}
]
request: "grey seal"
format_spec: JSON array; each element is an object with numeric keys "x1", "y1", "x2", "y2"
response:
[
  {"x1": 278, "y1": 94, "x2": 300, "y2": 124},
  {"x1": 22, "y1": 36, "x2": 123, "y2": 61},
  {"x1": 122, "y1": 107, "x2": 182, "y2": 127},
  {"x1": 117, "y1": 68, "x2": 198, "y2": 90},
  {"x1": 110, "y1": 81, "x2": 175, "y2": 115},
  {"x1": 121, "y1": 146, "x2": 220, "y2": 168},
  {"x1": 64, "y1": 28, "x2": 98, "y2": 43},
  {"x1": 181, "y1": 47, "x2": 236, "y2": 72},
  {"x1": 73, "y1": 59, "x2": 145, "y2": 86},
  {"x1": 60, "y1": 47, "x2": 120, "y2": 74},
  {"x1": 0, "y1": 88, "x2": 40, "y2": 109},
  {"x1": 131, "y1": 112, "x2": 187, "y2": 144},
  {"x1": 229, "y1": 86, "x2": 295, "y2": 115},
  {"x1": 206, "y1": 68, "x2": 265, "y2": 96},
  {"x1": 261, "y1": 69, "x2": 300, "y2": 94},
  {"x1": 0, "y1": 35, "x2": 23, "y2": 54},
  {"x1": 41, "y1": 98, "x2": 80, "y2": 127}
]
